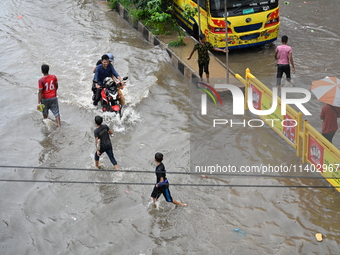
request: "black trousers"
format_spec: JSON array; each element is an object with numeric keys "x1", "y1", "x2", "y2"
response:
[
  {"x1": 276, "y1": 64, "x2": 291, "y2": 86},
  {"x1": 322, "y1": 132, "x2": 336, "y2": 143},
  {"x1": 92, "y1": 82, "x2": 102, "y2": 105}
]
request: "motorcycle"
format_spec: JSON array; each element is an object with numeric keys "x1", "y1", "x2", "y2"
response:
[{"x1": 100, "y1": 76, "x2": 128, "y2": 118}]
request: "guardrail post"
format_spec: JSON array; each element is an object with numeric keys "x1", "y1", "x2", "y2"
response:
[
  {"x1": 244, "y1": 68, "x2": 250, "y2": 110},
  {"x1": 296, "y1": 112, "x2": 303, "y2": 157},
  {"x1": 302, "y1": 120, "x2": 308, "y2": 163}
]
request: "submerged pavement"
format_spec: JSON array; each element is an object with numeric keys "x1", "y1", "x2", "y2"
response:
[{"x1": 115, "y1": 2, "x2": 245, "y2": 91}]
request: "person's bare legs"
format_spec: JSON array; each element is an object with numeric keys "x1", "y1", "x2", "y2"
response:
[
  {"x1": 56, "y1": 116, "x2": 61, "y2": 128},
  {"x1": 152, "y1": 197, "x2": 158, "y2": 207},
  {"x1": 276, "y1": 84, "x2": 281, "y2": 97},
  {"x1": 114, "y1": 164, "x2": 119, "y2": 170},
  {"x1": 118, "y1": 89, "x2": 125, "y2": 106},
  {"x1": 172, "y1": 199, "x2": 187, "y2": 206},
  {"x1": 206, "y1": 74, "x2": 210, "y2": 84},
  {"x1": 152, "y1": 197, "x2": 187, "y2": 207},
  {"x1": 95, "y1": 160, "x2": 101, "y2": 169},
  {"x1": 276, "y1": 77, "x2": 281, "y2": 90}
]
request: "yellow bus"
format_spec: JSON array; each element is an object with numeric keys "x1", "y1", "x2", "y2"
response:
[{"x1": 173, "y1": 0, "x2": 280, "y2": 49}]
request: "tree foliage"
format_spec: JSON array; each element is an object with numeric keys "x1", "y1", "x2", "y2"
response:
[
  {"x1": 182, "y1": 3, "x2": 198, "y2": 20},
  {"x1": 109, "y1": 0, "x2": 186, "y2": 46}
]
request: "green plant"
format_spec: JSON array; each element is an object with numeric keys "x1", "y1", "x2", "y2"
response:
[
  {"x1": 143, "y1": 0, "x2": 173, "y2": 34},
  {"x1": 133, "y1": 0, "x2": 149, "y2": 9},
  {"x1": 108, "y1": 0, "x2": 188, "y2": 41},
  {"x1": 107, "y1": 0, "x2": 118, "y2": 9},
  {"x1": 182, "y1": 3, "x2": 198, "y2": 20},
  {"x1": 130, "y1": 8, "x2": 149, "y2": 21},
  {"x1": 147, "y1": 0, "x2": 163, "y2": 13},
  {"x1": 168, "y1": 35, "x2": 186, "y2": 47},
  {"x1": 108, "y1": 0, "x2": 132, "y2": 10},
  {"x1": 146, "y1": 11, "x2": 172, "y2": 34}
]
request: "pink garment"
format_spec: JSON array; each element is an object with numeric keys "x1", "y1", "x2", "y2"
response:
[{"x1": 276, "y1": 44, "x2": 292, "y2": 65}]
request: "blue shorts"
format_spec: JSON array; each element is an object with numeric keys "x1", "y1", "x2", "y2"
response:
[
  {"x1": 151, "y1": 184, "x2": 173, "y2": 202},
  {"x1": 42, "y1": 97, "x2": 60, "y2": 117}
]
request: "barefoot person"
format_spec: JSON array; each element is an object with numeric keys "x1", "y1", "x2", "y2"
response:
[
  {"x1": 37, "y1": 64, "x2": 61, "y2": 127},
  {"x1": 151, "y1": 152, "x2": 187, "y2": 207},
  {"x1": 274, "y1": 35, "x2": 295, "y2": 89},
  {"x1": 94, "y1": 116, "x2": 119, "y2": 170},
  {"x1": 187, "y1": 34, "x2": 226, "y2": 83}
]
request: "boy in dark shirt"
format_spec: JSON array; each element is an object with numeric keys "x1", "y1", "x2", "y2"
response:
[
  {"x1": 187, "y1": 34, "x2": 226, "y2": 83},
  {"x1": 94, "y1": 115, "x2": 119, "y2": 170},
  {"x1": 151, "y1": 152, "x2": 187, "y2": 207}
]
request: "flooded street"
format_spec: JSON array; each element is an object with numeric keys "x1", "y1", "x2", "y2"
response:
[
  {"x1": 224, "y1": 0, "x2": 340, "y2": 129},
  {"x1": 0, "y1": 0, "x2": 339, "y2": 254}
]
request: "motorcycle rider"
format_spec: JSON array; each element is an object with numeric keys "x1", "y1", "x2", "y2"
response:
[
  {"x1": 92, "y1": 53, "x2": 115, "y2": 73},
  {"x1": 92, "y1": 53, "x2": 113, "y2": 99},
  {"x1": 92, "y1": 54, "x2": 125, "y2": 106}
]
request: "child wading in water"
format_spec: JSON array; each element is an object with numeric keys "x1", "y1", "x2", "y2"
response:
[
  {"x1": 274, "y1": 35, "x2": 295, "y2": 89},
  {"x1": 150, "y1": 152, "x2": 187, "y2": 207},
  {"x1": 94, "y1": 116, "x2": 119, "y2": 170}
]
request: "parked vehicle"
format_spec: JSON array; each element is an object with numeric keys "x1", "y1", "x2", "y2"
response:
[{"x1": 173, "y1": 0, "x2": 280, "y2": 49}]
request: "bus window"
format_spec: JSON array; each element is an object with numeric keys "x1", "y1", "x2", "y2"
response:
[
  {"x1": 210, "y1": 0, "x2": 228, "y2": 17},
  {"x1": 193, "y1": 0, "x2": 207, "y2": 10},
  {"x1": 210, "y1": 0, "x2": 222, "y2": 13}
]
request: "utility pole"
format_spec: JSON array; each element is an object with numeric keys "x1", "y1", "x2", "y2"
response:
[{"x1": 224, "y1": 0, "x2": 229, "y2": 84}]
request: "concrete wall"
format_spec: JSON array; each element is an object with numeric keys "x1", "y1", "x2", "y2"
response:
[{"x1": 115, "y1": 2, "x2": 201, "y2": 83}]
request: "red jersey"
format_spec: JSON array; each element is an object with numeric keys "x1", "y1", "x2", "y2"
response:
[
  {"x1": 320, "y1": 105, "x2": 340, "y2": 134},
  {"x1": 38, "y1": 74, "x2": 58, "y2": 99}
]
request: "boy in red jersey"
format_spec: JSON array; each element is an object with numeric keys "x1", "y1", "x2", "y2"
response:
[{"x1": 37, "y1": 64, "x2": 61, "y2": 127}]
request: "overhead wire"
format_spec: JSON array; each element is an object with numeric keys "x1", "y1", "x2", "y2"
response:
[
  {"x1": 0, "y1": 179, "x2": 338, "y2": 188},
  {"x1": 0, "y1": 165, "x2": 339, "y2": 188},
  {"x1": 0, "y1": 165, "x2": 339, "y2": 179}
]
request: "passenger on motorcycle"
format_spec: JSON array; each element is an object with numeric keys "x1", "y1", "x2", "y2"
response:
[{"x1": 92, "y1": 54, "x2": 125, "y2": 106}]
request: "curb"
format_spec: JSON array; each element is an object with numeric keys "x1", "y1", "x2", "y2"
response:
[{"x1": 115, "y1": 2, "x2": 240, "y2": 86}]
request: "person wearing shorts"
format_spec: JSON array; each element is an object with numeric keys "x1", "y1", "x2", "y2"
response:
[
  {"x1": 275, "y1": 35, "x2": 295, "y2": 88},
  {"x1": 150, "y1": 152, "x2": 187, "y2": 207},
  {"x1": 187, "y1": 34, "x2": 226, "y2": 83},
  {"x1": 37, "y1": 64, "x2": 61, "y2": 127},
  {"x1": 94, "y1": 115, "x2": 119, "y2": 170}
]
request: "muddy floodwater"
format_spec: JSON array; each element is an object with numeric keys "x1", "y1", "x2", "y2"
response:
[{"x1": 0, "y1": 0, "x2": 339, "y2": 254}]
